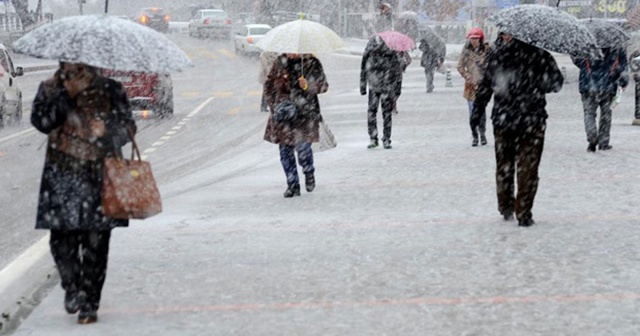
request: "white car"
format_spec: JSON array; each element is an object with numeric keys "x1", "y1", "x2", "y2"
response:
[
  {"x1": 188, "y1": 9, "x2": 233, "y2": 39},
  {"x1": 233, "y1": 24, "x2": 272, "y2": 55},
  {"x1": 0, "y1": 43, "x2": 23, "y2": 127}
]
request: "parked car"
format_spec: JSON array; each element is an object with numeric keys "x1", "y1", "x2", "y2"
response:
[
  {"x1": 102, "y1": 69, "x2": 173, "y2": 118},
  {"x1": 188, "y1": 9, "x2": 233, "y2": 39},
  {"x1": 234, "y1": 24, "x2": 272, "y2": 55},
  {"x1": 0, "y1": 43, "x2": 23, "y2": 127},
  {"x1": 137, "y1": 7, "x2": 170, "y2": 33}
]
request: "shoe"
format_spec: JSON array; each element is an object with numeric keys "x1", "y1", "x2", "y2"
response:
[
  {"x1": 480, "y1": 134, "x2": 487, "y2": 146},
  {"x1": 367, "y1": 139, "x2": 379, "y2": 149},
  {"x1": 472, "y1": 137, "x2": 479, "y2": 147},
  {"x1": 283, "y1": 184, "x2": 300, "y2": 198},
  {"x1": 77, "y1": 305, "x2": 98, "y2": 324},
  {"x1": 598, "y1": 144, "x2": 612, "y2": 151},
  {"x1": 518, "y1": 218, "x2": 535, "y2": 227},
  {"x1": 383, "y1": 140, "x2": 392, "y2": 149},
  {"x1": 305, "y1": 173, "x2": 315, "y2": 192},
  {"x1": 501, "y1": 211, "x2": 514, "y2": 221},
  {"x1": 64, "y1": 290, "x2": 80, "y2": 314},
  {"x1": 587, "y1": 143, "x2": 597, "y2": 152}
]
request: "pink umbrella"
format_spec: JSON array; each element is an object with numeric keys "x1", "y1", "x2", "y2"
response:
[{"x1": 376, "y1": 31, "x2": 415, "y2": 51}]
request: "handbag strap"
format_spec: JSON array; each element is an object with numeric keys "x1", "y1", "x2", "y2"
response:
[{"x1": 126, "y1": 125, "x2": 142, "y2": 161}]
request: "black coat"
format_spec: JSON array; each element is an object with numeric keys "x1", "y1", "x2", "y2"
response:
[
  {"x1": 573, "y1": 48, "x2": 629, "y2": 95},
  {"x1": 360, "y1": 36, "x2": 403, "y2": 95},
  {"x1": 31, "y1": 74, "x2": 136, "y2": 231},
  {"x1": 474, "y1": 39, "x2": 564, "y2": 128},
  {"x1": 419, "y1": 38, "x2": 444, "y2": 71}
]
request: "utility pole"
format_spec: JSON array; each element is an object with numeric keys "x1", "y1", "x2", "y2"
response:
[{"x1": 105, "y1": 0, "x2": 109, "y2": 13}]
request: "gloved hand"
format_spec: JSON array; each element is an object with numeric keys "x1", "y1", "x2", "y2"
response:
[{"x1": 360, "y1": 85, "x2": 367, "y2": 96}]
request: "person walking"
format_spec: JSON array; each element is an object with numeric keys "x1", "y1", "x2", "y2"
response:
[
  {"x1": 31, "y1": 62, "x2": 136, "y2": 324},
  {"x1": 373, "y1": 2, "x2": 394, "y2": 33},
  {"x1": 360, "y1": 35, "x2": 403, "y2": 149},
  {"x1": 457, "y1": 27, "x2": 491, "y2": 147},
  {"x1": 259, "y1": 51, "x2": 278, "y2": 112},
  {"x1": 472, "y1": 34, "x2": 564, "y2": 227},
  {"x1": 419, "y1": 37, "x2": 444, "y2": 93},
  {"x1": 572, "y1": 47, "x2": 628, "y2": 152},
  {"x1": 263, "y1": 53, "x2": 328, "y2": 198}
]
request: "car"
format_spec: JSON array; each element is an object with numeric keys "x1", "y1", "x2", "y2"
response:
[
  {"x1": 234, "y1": 24, "x2": 272, "y2": 55},
  {"x1": 102, "y1": 69, "x2": 173, "y2": 119},
  {"x1": 188, "y1": 9, "x2": 233, "y2": 39},
  {"x1": 0, "y1": 43, "x2": 23, "y2": 127},
  {"x1": 136, "y1": 7, "x2": 170, "y2": 33}
]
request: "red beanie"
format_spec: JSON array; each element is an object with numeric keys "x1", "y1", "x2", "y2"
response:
[{"x1": 466, "y1": 27, "x2": 485, "y2": 40}]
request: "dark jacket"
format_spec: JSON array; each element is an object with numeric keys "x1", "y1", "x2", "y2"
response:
[
  {"x1": 572, "y1": 48, "x2": 629, "y2": 95},
  {"x1": 474, "y1": 39, "x2": 564, "y2": 128},
  {"x1": 263, "y1": 54, "x2": 328, "y2": 146},
  {"x1": 419, "y1": 38, "x2": 445, "y2": 71},
  {"x1": 360, "y1": 36, "x2": 403, "y2": 95},
  {"x1": 32, "y1": 73, "x2": 136, "y2": 231}
]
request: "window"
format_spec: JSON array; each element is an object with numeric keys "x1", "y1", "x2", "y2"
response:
[{"x1": 249, "y1": 27, "x2": 271, "y2": 35}]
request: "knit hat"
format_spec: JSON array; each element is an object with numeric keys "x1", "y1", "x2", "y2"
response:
[{"x1": 466, "y1": 27, "x2": 485, "y2": 40}]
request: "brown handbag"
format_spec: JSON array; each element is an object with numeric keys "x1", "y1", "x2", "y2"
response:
[{"x1": 102, "y1": 128, "x2": 162, "y2": 219}]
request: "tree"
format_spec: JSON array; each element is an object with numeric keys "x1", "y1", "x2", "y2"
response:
[
  {"x1": 422, "y1": 0, "x2": 465, "y2": 20},
  {"x1": 11, "y1": 0, "x2": 34, "y2": 28}
]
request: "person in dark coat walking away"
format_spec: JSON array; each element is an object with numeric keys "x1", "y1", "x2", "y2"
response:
[
  {"x1": 457, "y1": 27, "x2": 491, "y2": 146},
  {"x1": 419, "y1": 37, "x2": 444, "y2": 93},
  {"x1": 31, "y1": 62, "x2": 136, "y2": 323},
  {"x1": 572, "y1": 47, "x2": 628, "y2": 152},
  {"x1": 372, "y1": 2, "x2": 394, "y2": 34},
  {"x1": 473, "y1": 33, "x2": 564, "y2": 227},
  {"x1": 263, "y1": 53, "x2": 328, "y2": 197},
  {"x1": 360, "y1": 35, "x2": 403, "y2": 149}
]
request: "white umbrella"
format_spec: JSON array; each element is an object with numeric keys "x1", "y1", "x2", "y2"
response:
[
  {"x1": 12, "y1": 15, "x2": 192, "y2": 73},
  {"x1": 255, "y1": 18, "x2": 344, "y2": 54}
]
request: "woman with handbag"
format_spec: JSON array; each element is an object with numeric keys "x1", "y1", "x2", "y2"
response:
[
  {"x1": 457, "y1": 27, "x2": 490, "y2": 147},
  {"x1": 263, "y1": 53, "x2": 328, "y2": 198},
  {"x1": 31, "y1": 62, "x2": 136, "y2": 324}
]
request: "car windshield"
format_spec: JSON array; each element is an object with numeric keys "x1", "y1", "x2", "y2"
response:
[
  {"x1": 249, "y1": 27, "x2": 271, "y2": 35},
  {"x1": 202, "y1": 10, "x2": 227, "y2": 18}
]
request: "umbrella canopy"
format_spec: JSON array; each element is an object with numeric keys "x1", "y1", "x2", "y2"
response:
[
  {"x1": 395, "y1": 11, "x2": 420, "y2": 41},
  {"x1": 489, "y1": 5, "x2": 598, "y2": 57},
  {"x1": 255, "y1": 19, "x2": 344, "y2": 54},
  {"x1": 580, "y1": 19, "x2": 630, "y2": 48},
  {"x1": 12, "y1": 15, "x2": 191, "y2": 73},
  {"x1": 376, "y1": 31, "x2": 415, "y2": 51},
  {"x1": 419, "y1": 26, "x2": 446, "y2": 58}
]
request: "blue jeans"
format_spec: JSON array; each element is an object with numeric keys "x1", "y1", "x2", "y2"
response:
[
  {"x1": 468, "y1": 100, "x2": 486, "y2": 136},
  {"x1": 279, "y1": 142, "x2": 314, "y2": 187}
]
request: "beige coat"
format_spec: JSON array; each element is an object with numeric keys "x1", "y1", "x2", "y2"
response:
[{"x1": 457, "y1": 43, "x2": 490, "y2": 101}]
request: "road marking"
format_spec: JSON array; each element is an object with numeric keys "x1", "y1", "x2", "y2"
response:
[
  {"x1": 200, "y1": 50, "x2": 219, "y2": 60},
  {"x1": 227, "y1": 107, "x2": 241, "y2": 116},
  {"x1": 152, "y1": 141, "x2": 165, "y2": 147},
  {"x1": 246, "y1": 90, "x2": 262, "y2": 97},
  {"x1": 187, "y1": 97, "x2": 215, "y2": 118},
  {"x1": 171, "y1": 126, "x2": 182, "y2": 131},
  {"x1": 218, "y1": 48, "x2": 236, "y2": 59},
  {"x1": 0, "y1": 128, "x2": 37, "y2": 144},
  {"x1": 181, "y1": 91, "x2": 202, "y2": 98},
  {"x1": 160, "y1": 136, "x2": 171, "y2": 141},
  {"x1": 213, "y1": 91, "x2": 234, "y2": 98}
]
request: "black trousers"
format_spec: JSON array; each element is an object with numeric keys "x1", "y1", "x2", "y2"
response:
[
  {"x1": 50, "y1": 230, "x2": 111, "y2": 310},
  {"x1": 493, "y1": 120, "x2": 546, "y2": 221},
  {"x1": 367, "y1": 91, "x2": 394, "y2": 142}
]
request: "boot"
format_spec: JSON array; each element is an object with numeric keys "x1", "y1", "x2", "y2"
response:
[
  {"x1": 77, "y1": 303, "x2": 98, "y2": 324},
  {"x1": 367, "y1": 139, "x2": 379, "y2": 149},
  {"x1": 64, "y1": 289, "x2": 80, "y2": 314},
  {"x1": 305, "y1": 173, "x2": 315, "y2": 192},
  {"x1": 518, "y1": 218, "x2": 535, "y2": 227},
  {"x1": 587, "y1": 143, "x2": 597, "y2": 152},
  {"x1": 383, "y1": 139, "x2": 392, "y2": 149},
  {"x1": 480, "y1": 134, "x2": 487, "y2": 146},
  {"x1": 283, "y1": 184, "x2": 301, "y2": 198},
  {"x1": 471, "y1": 133, "x2": 479, "y2": 147}
]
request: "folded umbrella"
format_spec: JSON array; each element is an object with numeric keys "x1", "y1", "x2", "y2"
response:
[
  {"x1": 13, "y1": 15, "x2": 192, "y2": 73},
  {"x1": 489, "y1": 5, "x2": 598, "y2": 57}
]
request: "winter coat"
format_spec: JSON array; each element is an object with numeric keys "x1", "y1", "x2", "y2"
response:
[
  {"x1": 373, "y1": 13, "x2": 394, "y2": 33},
  {"x1": 572, "y1": 48, "x2": 629, "y2": 95},
  {"x1": 31, "y1": 72, "x2": 136, "y2": 231},
  {"x1": 419, "y1": 38, "x2": 444, "y2": 71},
  {"x1": 474, "y1": 39, "x2": 564, "y2": 128},
  {"x1": 263, "y1": 54, "x2": 328, "y2": 146},
  {"x1": 258, "y1": 51, "x2": 278, "y2": 85},
  {"x1": 457, "y1": 42, "x2": 491, "y2": 101},
  {"x1": 360, "y1": 36, "x2": 404, "y2": 96}
]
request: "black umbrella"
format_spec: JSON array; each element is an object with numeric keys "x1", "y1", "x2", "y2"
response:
[
  {"x1": 580, "y1": 19, "x2": 630, "y2": 48},
  {"x1": 489, "y1": 5, "x2": 598, "y2": 57},
  {"x1": 418, "y1": 25, "x2": 446, "y2": 59}
]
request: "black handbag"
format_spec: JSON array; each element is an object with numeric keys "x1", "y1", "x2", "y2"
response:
[{"x1": 273, "y1": 99, "x2": 298, "y2": 123}]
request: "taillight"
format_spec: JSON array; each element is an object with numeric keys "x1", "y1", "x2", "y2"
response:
[
  {"x1": 204, "y1": 18, "x2": 210, "y2": 25},
  {"x1": 164, "y1": 15, "x2": 170, "y2": 22},
  {"x1": 224, "y1": 18, "x2": 232, "y2": 25},
  {"x1": 140, "y1": 15, "x2": 147, "y2": 24},
  {"x1": 247, "y1": 36, "x2": 253, "y2": 44}
]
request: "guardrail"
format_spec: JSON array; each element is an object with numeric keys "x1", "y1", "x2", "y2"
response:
[{"x1": 169, "y1": 21, "x2": 189, "y2": 34}]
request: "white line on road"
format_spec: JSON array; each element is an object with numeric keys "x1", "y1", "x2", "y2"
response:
[
  {"x1": 0, "y1": 234, "x2": 49, "y2": 296},
  {"x1": 0, "y1": 128, "x2": 37, "y2": 144},
  {"x1": 187, "y1": 97, "x2": 214, "y2": 118}
]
